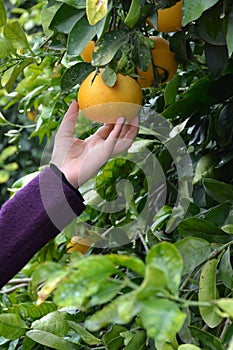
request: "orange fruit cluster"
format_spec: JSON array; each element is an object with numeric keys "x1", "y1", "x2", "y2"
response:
[{"x1": 77, "y1": 1, "x2": 182, "y2": 123}]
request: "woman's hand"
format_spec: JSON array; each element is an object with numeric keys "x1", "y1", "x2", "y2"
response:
[{"x1": 51, "y1": 101, "x2": 139, "y2": 187}]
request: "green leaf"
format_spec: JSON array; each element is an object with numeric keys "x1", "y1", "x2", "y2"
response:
[
  {"x1": 146, "y1": 242, "x2": 183, "y2": 296},
  {"x1": 55, "y1": 0, "x2": 86, "y2": 8},
  {"x1": 137, "y1": 265, "x2": 167, "y2": 299},
  {"x1": 4, "y1": 58, "x2": 34, "y2": 93},
  {"x1": 86, "y1": 0, "x2": 108, "y2": 25},
  {"x1": 0, "y1": 36, "x2": 15, "y2": 58},
  {"x1": 107, "y1": 254, "x2": 145, "y2": 276},
  {"x1": 178, "y1": 217, "x2": 232, "y2": 244},
  {"x1": 92, "y1": 29, "x2": 129, "y2": 66},
  {"x1": 175, "y1": 237, "x2": 211, "y2": 275},
  {"x1": 182, "y1": 0, "x2": 219, "y2": 27},
  {"x1": 204, "y1": 202, "x2": 232, "y2": 226},
  {"x1": 88, "y1": 280, "x2": 123, "y2": 307},
  {"x1": 214, "y1": 298, "x2": 233, "y2": 319},
  {"x1": 0, "y1": 314, "x2": 28, "y2": 340},
  {"x1": 205, "y1": 43, "x2": 228, "y2": 78},
  {"x1": 3, "y1": 162, "x2": 18, "y2": 171},
  {"x1": 26, "y1": 330, "x2": 75, "y2": 350},
  {"x1": 164, "y1": 75, "x2": 182, "y2": 107},
  {"x1": 193, "y1": 152, "x2": 220, "y2": 185},
  {"x1": 226, "y1": 11, "x2": 233, "y2": 56},
  {"x1": 54, "y1": 255, "x2": 117, "y2": 307},
  {"x1": 32, "y1": 311, "x2": 71, "y2": 337},
  {"x1": 124, "y1": 0, "x2": 141, "y2": 28},
  {"x1": 67, "y1": 16, "x2": 96, "y2": 56},
  {"x1": 139, "y1": 299, "x2": 186, "y2": 347},
  {"x1": 4, "y1": 21, "x2": 30, "y2": 50},
  {"x1": 0, "y1": 145, "x2": 17, "y2": 162},
  {"x1": 199, "y1": 259, "x2": 222, "y2": 328},
  {"x1": 132, "y1": 32, "x2": 151, "y2": 71},
  {"x1": 219, "y1": 248, "x2": 233, "y2": 289},
  {"x1": 0, "y1": 169, "x2": 10, "y2": 183},
  {"x1": 124, "y1": 330, "x2": 147, "y2": 350},
  {"x1": 103, "y1": 325, "x2": 126, "y2": 350},
  {"x1": 189, "y1": 326, "x2": 225, "y2": 350},
  {"x1": 102, "y1": 65, "x2": 117, "y2": 87},
  {"x1": 85, "y1": 291, "x2": 139, "y2": 331},
  {"x1": 0, "y1": 0, "x2": 6, "y2": 26},
  {"x1": 178, "y1": 345, "x2": 201, "y2": 350},
  {"x1": 49, "y1": 4, "x2": 85, "y2": 34},
  {"x1": 203, "y1": 178, "x2": 233, "y2": 203},
  {"x1": 61, "y1": 62, "x2": 94, "y2": 91},
  {"x1": 162, "y1": 75, "x2": 233, "y2": 120},
  {"x1": 67, "y1": 321, "x2": 101, "y2": 345},
  {"x1": 12, "y1": 302, "x2": 57, "y2": 321}
]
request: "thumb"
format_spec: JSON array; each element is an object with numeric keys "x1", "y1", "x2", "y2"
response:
[{"x1": 56, "y1": 101, "x2": 79, "y2": 138}]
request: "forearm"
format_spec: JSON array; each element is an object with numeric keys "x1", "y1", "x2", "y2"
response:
[{"x1": 0, "y1": 166, "x2": 85, "y2": 288}]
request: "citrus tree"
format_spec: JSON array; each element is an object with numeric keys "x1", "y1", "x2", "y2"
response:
[{"x1": 1, "y1": 0, "x2": 233, "y2": 349}]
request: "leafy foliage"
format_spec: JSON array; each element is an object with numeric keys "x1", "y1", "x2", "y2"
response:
[{"x1": 1, "y1": 0, "x2": 233, "y2": 349}]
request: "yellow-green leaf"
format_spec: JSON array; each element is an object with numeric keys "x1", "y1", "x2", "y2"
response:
[{"x1": 86, "y1": 0, "x2": 108, "y2": 25}]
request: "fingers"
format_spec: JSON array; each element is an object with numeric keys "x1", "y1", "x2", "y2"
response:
[{"x1": 56, "y1": 101, "x2": 79, "y2": 138}]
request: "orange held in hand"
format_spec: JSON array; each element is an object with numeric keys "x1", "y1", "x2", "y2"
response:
[
  {"x1": 137, "y1": 36, "x2": 178, "y2": 87},
  {"x1": 78, "y1": 69, "x2": 142, "y2": 123}
]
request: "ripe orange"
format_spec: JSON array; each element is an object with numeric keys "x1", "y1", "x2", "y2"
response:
[
  {"x1": 67, "y1": 236, "x2": 93, "y2": 254},
  {"x1": 81, "y1": 41, "x2": 95, "y2": 63},
  {"x1": 157, "y1": 1, "x2": 182, "y2": 33},
  {"x1": 78, "y1": 69, "x2": 142, "y2": 123},
  {"x1": 137, "y1": 36, "x2": 178, "y2": 87}
]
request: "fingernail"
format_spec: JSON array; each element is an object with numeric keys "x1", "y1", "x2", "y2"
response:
[{"x1": 116, "y1": 116, "x2": 125, "y2": 123}]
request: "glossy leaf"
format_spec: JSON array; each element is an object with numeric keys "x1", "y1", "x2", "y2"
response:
[
  {"x1": 203, "y1": 178, "x2": 233, "y2": 203},
  {"x1": 102, "y1": 65, "x2": 117, "y2": 87},
  {"x1": 146, "y1": 242, "x2": 183, "y2": 296},
  {"x1": 124, "y1": 330, "x2": 147, "y2": 350},
  {"x1": 0, "y1": 0, "x2": 6, "y2": 26},
  {"x1": 31, "y1": 311, "x2": 71, "y2": 337},
  {"x1": 86, "y1": 0, "x2": 108, "y2": 25},
  {"x1": 85, "y1": 291, "x2": 139, "y2": 331},
  {"x1": 214, "y1": 298, "x2": 233, "y2": 319},
  {"x1": 103, "y1": 325, "x2": 126, "y2": 350},
  {"x1": 139, "y1": 299, "x2": 186, "y2": 346},
  {"x1": 189, "y1": 326, "x2": 225, "y2": 350},
  {"x1": 219, "y1": 248, "x2": 233, "y2": 289},
  {"x1": 67, "y1": 16, "x2": 96, "y2": 56},
  {"x1": 68, "y1": 321, "x2": 101, "y2": 345},
  {"x1": 124, "y1": 0, "x2": 141, "y2": 28},
  {"x1": 198, "y1": 259, "x2": 222, "y2": 328},
  {"x1": 163, "y1": 75, "x2": 233, "y2": 120},
  {"x1": 182, "y1": 0, "x2": 219, "y2": 26},
  {"x1": 92, "y1": 30, "x2": 129, "y2": 66},
  {"x1": 178, "y1": 217, "x2": 232, "y2": 244},
  {"x1": 49, "y1": 4, "x2": 85, "y2": 33},
  {"x1": 26, "y1": 330, "x2": 75, "y2": 350},
  {"x1": 55, "y1": 0, "x2": 86, "y2": 8},
  {"x1": 175, "y1": 237, "x2": 211, "y2": 275},
  {"x1": 4, "y1": 21, "x2": 30, "y2": 50},
  {"x1": 54, "y1": 256, "x2": 117, "y2": 307},
  {"x1": 178, "y1": 345, "x2": 201, "y2": 350},
  {"x1": 61, "y1": 62, "x2": 94, "y2": 91},
  {"x1": 0, "y1": 314, "x2": 28, "y2": 340},
  {"x1": 107, "y1": 254, "x2": 145, "y2": 276},
  {"x1": 226, "y1": 11, "x2": 233, "y2": 56},
  {"x1": 0, "y1": 36, "x2": 15, "y2": 58}
]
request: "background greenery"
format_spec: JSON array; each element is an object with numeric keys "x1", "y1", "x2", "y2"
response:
[{"x1": 1, "y1": 0, "x2": 233, "y2": 349}]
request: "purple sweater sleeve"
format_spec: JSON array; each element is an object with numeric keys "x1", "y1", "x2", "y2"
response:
[{"x1": 0, "y1": 166, "x2": 86, "y2": 288}]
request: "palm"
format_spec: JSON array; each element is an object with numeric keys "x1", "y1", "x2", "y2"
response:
[{"x1": 51, "y1": 101, "x2": 139, "y2": 188}]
